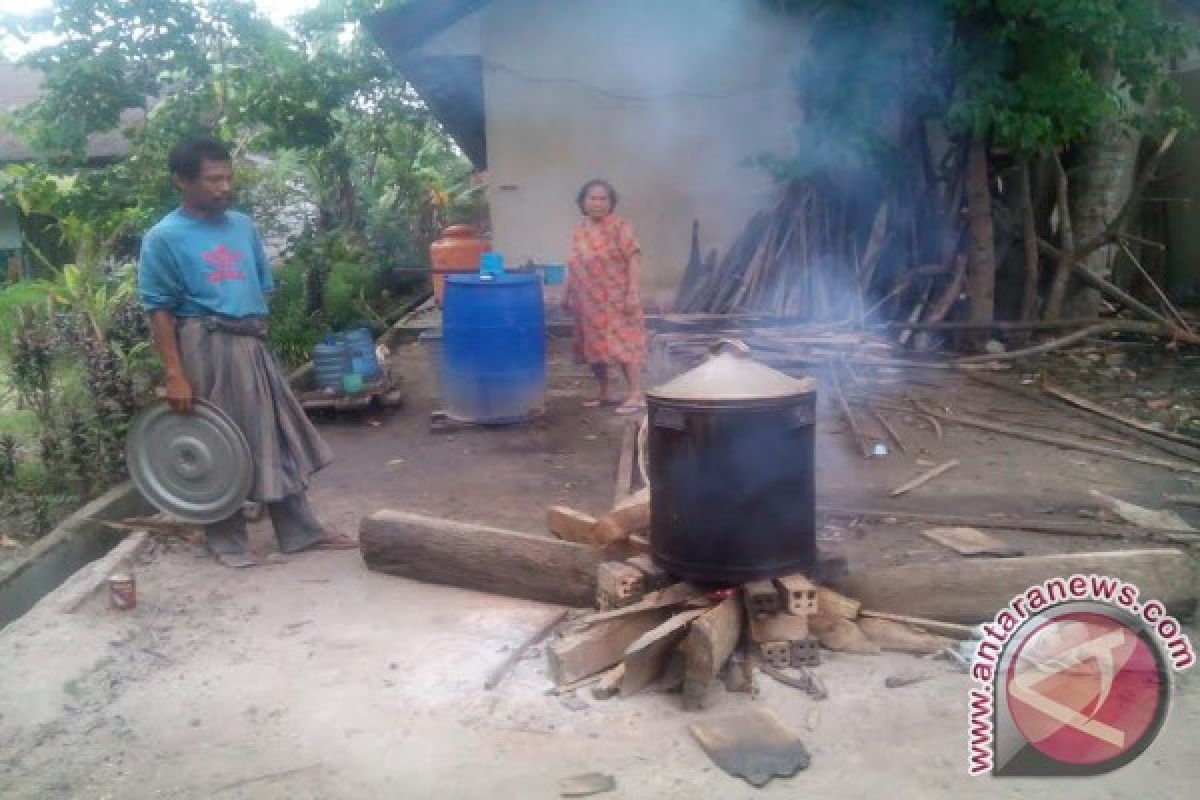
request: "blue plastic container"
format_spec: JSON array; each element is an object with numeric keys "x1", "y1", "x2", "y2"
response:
[
  {"x1": 441, "y1": 273, "x2": 545, "y2": 423},
  {"x1": 539, "y1": 263, "x2": 566, "y2": 286},
  {"x1": 314, "y1": 338, "x2": 352, "y2": 390},
  {"x1": 343, "y1": 327, "x2": 381, "y2": 382},
  {"x1": 480, "y1": 251, "x2": 505, "y2": 277}
]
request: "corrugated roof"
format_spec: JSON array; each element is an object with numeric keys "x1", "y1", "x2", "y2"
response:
[{"x1": 0, "y1": 62, "x2": 141, "y2": 163}]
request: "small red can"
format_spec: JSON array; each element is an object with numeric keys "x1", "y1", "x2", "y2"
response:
[{"x1": 108, "y1": 572, "x2": 136, "y2": 610}]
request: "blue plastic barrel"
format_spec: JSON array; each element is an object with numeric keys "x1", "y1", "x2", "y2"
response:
[
  {"x1": 441, "y1": 274, "x2": 545, "y2": 423},
  {"x1": 343, "y1": 327, "x2": 381, "y2": 382},
  {"x1": 314, "y1": 338, "x2": 352, "y2": 390}
]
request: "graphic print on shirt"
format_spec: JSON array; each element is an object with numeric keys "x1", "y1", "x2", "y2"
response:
[{"x1": 201, "y1": 243, "x2": 247, "y2": 284}]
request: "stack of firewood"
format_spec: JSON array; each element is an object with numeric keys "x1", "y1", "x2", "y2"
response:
[
  {"x1": 674, "y1": 182, "x2": 892, "y2": 320},
  {"x1": 544, "y1": 547, "x2": 966, "y2": 709}
]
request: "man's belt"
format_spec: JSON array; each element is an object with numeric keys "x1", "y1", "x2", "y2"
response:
[{"x1": 199, "y1": 316, "x2": 268, "y2": 339}]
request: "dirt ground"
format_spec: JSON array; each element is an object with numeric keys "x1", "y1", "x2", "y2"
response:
[{"x1": 1, "y1": 334, "x2": 1198, "y2": 798}]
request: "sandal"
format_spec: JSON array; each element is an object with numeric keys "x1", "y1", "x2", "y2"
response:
[
  {"x1": 290, "y1": 531, "x2": 359, "y2": 552},
  {"x1": 582, "y1": 396, "x2": 620, "y2": 408},
  {"x1": 208, "y1": 547, "x2": 262, "y2": 569}
]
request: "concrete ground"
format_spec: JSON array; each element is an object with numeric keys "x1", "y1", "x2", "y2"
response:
[{"x1": 1, "y1": 334, "x2": 1198, "y2": 798}]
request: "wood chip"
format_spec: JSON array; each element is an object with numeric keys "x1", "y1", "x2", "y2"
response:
[
  {"x1": 922, "y1": 527, "x2": 1024, "y2": 557},
  {"x1": 559, "y1": 772, "x2": 616, "y2": 797}
]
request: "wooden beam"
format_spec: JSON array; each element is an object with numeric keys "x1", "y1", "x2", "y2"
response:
[
  {"x1": 836, "y1": 549, "x2": 1196, "y2": 624},
  {"x1": 359, "y1": 511, "x2": 602, "y2": 607},
  {"x1": 682, "y1": 594, "x2": 744, "y2": 711}
]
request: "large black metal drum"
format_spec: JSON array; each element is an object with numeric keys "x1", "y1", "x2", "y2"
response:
[{"x1": 646, "y1": 343, "x2": 816, "y2": 584}]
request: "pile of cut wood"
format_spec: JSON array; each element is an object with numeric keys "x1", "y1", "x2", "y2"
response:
[
  {"x1": 545, "y1": 554, "x2": 970, "y2": 708},
  {"x1": 674, "y1": 182, "x2": 888, "y2": 319}
]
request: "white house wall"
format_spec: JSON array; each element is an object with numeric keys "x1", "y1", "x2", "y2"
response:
[{"x1": 420, "y1": 0, "x2": 809, "y2": 302}]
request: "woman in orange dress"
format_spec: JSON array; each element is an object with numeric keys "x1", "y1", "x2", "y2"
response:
[{"x1": 563, "y1": 179, "x2": 647, "y2": 415}]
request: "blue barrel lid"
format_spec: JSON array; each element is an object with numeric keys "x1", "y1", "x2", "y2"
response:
[{"x1": 446, "y1": 273, "x2": 539, "y2": 287}]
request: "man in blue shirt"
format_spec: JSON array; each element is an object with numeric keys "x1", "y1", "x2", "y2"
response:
[{"x1": 139, "y1": 137, "x2": 355, "y2": 566}]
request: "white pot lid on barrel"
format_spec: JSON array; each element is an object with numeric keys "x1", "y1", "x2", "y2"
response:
[{"x1": 647, "y1": 344, "x2": 815, "y2": 404}]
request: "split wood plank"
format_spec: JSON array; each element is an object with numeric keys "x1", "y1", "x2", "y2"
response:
[
  {"x1": 570, "y1": 582, "x2": 708, "y2": 629},
  {"x1": 619, "y1": 608, "x2": 708, "y2": 697},
  {"x1": 837, "y1": 549, "x2": 1196, "y2": 624},
  {"x1": 889, "y1": 459, "x2": 960, "y2": 497},
  {"x1": 682, "y1": 594, "x2": 743, "y2": 711},
  {"x1": 359, "y1": 511, "x2": 602, "y2": 607},
  {"x1": 828, "y1": 357, "x2": 872, "y2": 458},
  {"x1": 591, "y1": 663, "x2": 626, "y2": 700},
  {"x1": 484, "y1": 609, "x2": 569, "y2": 690},
  {"x1": 921, "y1": 526, "x2": 1025, "y2": 558},
  {"x1": 613, "y1": 420, "x2": 638, "y2": 507},
  {"x1": 547, "y1": 609, "x2": 673, "y2": 685},
  {"x1": 916, "y1": 403, "x2": 1200, "y2": 475},
  {"x1": 1043, "y1": 383, "x2": 1200, "y2": 450},
  {"x1": 1165, "y1": 494, "x2": 1200, "y2": 507},
  {"x1": 546, "y1": 506, "x2": 599, "y2": 545},
  {"x1": 593, "y1": 495, "x2": 651, "y2": 545},
  {"x1": 859, "y1": 610, "x2": 976, "y2": 640}
]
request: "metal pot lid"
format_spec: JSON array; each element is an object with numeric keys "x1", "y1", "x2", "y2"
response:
[
  {"x1": 647, "y1": 340, "x2": 815, "y2": 404},
  {"x1": 126, "y1": 399, "x2": 254, "y2": 524}
]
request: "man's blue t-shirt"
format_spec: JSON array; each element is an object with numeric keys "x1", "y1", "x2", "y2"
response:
[{"x1": 138, "y1": 208, "x2": 274, "y2": 319}]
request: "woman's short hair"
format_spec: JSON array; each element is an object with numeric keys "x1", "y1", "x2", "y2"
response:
[{"x1": 576, "y1": 179, "x2": 618, "y2": 213}]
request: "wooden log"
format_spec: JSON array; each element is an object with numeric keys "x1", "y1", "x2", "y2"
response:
[
  {"x1": 546, "y1": 506, "x2": 599, "y2": 545},
  {"x1": 548, "y1": 609, "x2": 672, "y2": 685},
  {"x1": 682, "y1": 594, "x2": 743, "y2": 711},
  {"x1": 359, "y1": 511, "x2": 602, "y2": 607},
  {"x1": 835, "y1": 549, "x2": 1196, "y2": 624}
]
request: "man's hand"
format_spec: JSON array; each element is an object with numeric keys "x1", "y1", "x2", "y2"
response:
[{"x1": 165, "y1": 370, "x2": 194, "y2": 415}]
